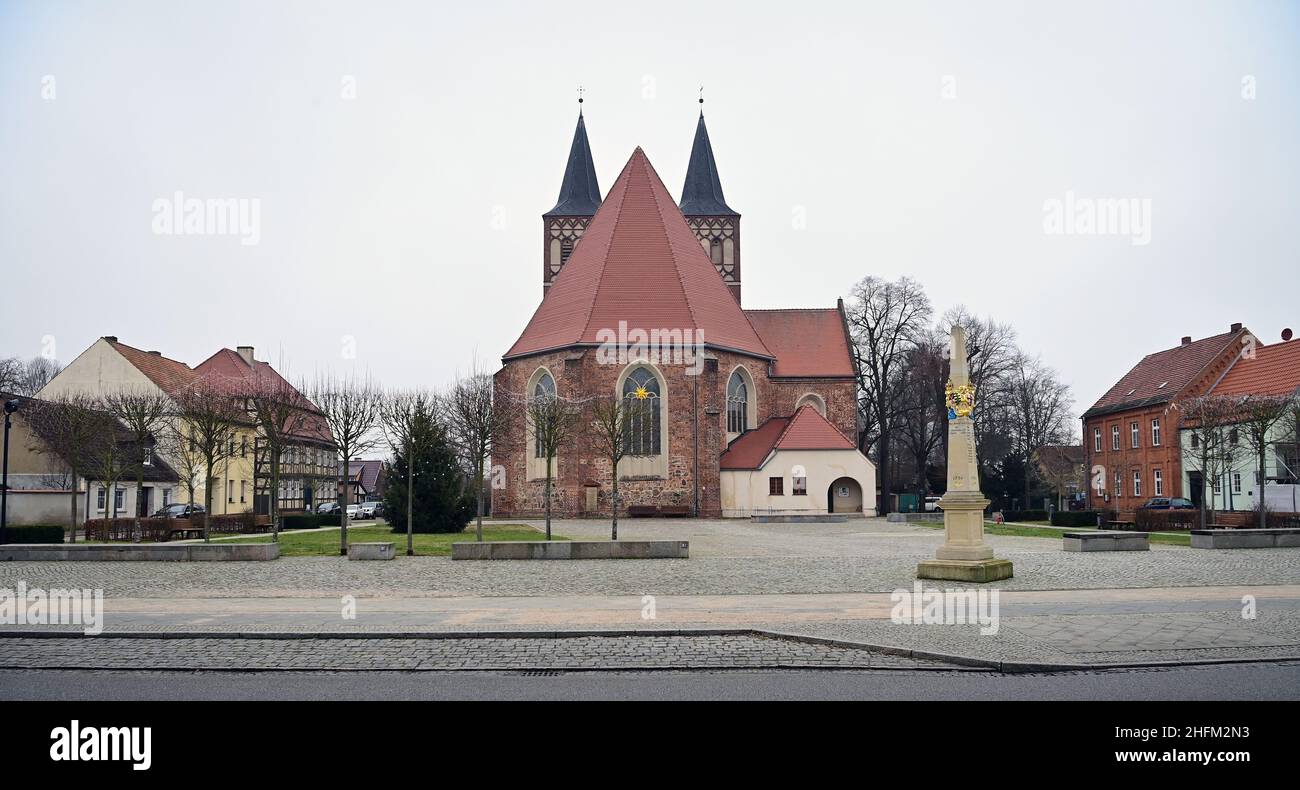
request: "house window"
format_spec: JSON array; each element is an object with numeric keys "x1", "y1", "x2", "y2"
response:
[
  {"x1": 162, "y1": 488, "x2": 171, "y2": 507},
  {"x1": 726, "y1": 371, "x2": 749, "y2": 434},
  {"x1": 241, "y1": 437, "x2": 247, "y2": 457},
  {"x1": 1232, "y1": 473, "x2": 1242, "y2": 494},
  {"x1": 97, "y1": 488, "x2": 107, "y2": 511},
  {"x1": 1191, "y1": 433, "x2": 1200, "y2": 449},
  {"x1": 1151, "y1": 419, "x2": 1161, "y2": 447},
  {"x1": 621, "y1": 367, "x2": 662, "y2": 456},
  {"x1": 1093, "y1": 428, "x2": 1102, "y2": 453},
  {"x1": 114, "y1": 488, "x2": 125, "y2": 512},
  {"x1": 229, "y1": 438, "x2": 237, "y2": 456},
  {"x1": 1154, "y1": 469, "x2": 1163, "y2": 496},
  {"x1": 1130, "y1": 422, "x2": 1140, "y2": 449},
  {"x1": 240, "y1": 480, "x2": 247, "y2": 503},
  {"x1": 533, "y1": 372, "x2": 556, "y2": 458},
  {"x1": 227, "y1": 480, "x2": 234, "y2": 503},
  {"x1": 1115, "y1": 470, "x2": 1123, "y2": 498},
  {"x1": 793, "y1": 476, "x2": 807, "y2": 495},
  {"x1": 769, "y1": 477, "x2": 784, "y2": 495},
  {"x1": 1111, "y1": 426, "x2": 1120, "y2": 451},
  {"x1": 1133, "y1": 470, "x2": 1142, "y2": 498},
  {"x1": 1229, "y1": 428, "x2": 1239, "y2": 445}
]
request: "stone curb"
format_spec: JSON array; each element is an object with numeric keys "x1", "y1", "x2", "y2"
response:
[{"x1": 3, "y1": 627, "x2": 1298, "y2": 674}]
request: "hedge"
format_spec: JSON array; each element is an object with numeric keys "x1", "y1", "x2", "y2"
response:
[
  {"x1": 1133, "y1": 509, "x2": 1198, "y2": 532},
  {"x1": 1050, "y1": 510, "x2": 1102, "y2": 528},
  {"x1": 1001, "y1": 510, "x2": 1050, "y2": 523},
  {"x1": 1, "y1": 525, "x2": 65, "y2": 544},
  {"x1": 84, "y1": 518, "x2": 174, "y2": 542}
]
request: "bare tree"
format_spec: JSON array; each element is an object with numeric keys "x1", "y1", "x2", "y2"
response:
[
  {"x1": 308, "y1": 374, "x2": 382, "y2": 555},
  {"x1": 844, "y1": 275, "x2": 933, "y2": 513},
  {"x1": 895, "y1": 330, "x2": 947, "y2": 500},
  {"x1": 1179, "y1": 395, "x2": 1247, "y2": 530},
  {"x1": 1036, "y1": 445, "x2": 1084, "y2": 511},
  {"x1": 1008, "y1": 355, "x2": 1075, "y2": 509},
  {"x1": 381, "y1": 388, "x2": 439, "y2": 555},
  {"x1": 0, "y1": 356, "x2": 60, "y2": 396},
  {"x1": 588, "y1": 394, "x2": 650, "y2": 540},
  {"x1": 523, "y1": 385, "x2": 583, "y2": 540},
  {"x1": 104, "y1": 388, "x2": 172, "y2": 537},
  {"x1": 25, "y1": 392, "x2": 114, "y2": 542},
  {"x1": 445, "y1": 367, "x2": 502, "y2": 543},
  {"x1": 243, "y1": 371, "x2": 313, "y2": 541},
  {"x1": 174, "y1": 381, "x2": 243, "y2": 541},
  {"x1": 1236, "y1": 393, "x2": 1296, "y2": 527}
]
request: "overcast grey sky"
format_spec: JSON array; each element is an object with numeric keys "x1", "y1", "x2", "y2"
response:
[{"x1": 1, "y1": 0, "x2": 1296, "y2": 418}]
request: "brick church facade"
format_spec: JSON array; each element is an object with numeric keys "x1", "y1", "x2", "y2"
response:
[{"x1": 491, "y1": 106, "x2": 876, "y2": 519}]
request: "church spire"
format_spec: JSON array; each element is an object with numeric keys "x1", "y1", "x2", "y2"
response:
[
  {"x1": 542, "y1": 101, "x2": 602, "y2": 290},
  {"x1": 679, "y1": 104, "x2": 737, "y2": 217},
  {"x1": 544, "y1": 105, "x2": 602, "y2": 217},
  {"x1": 679, "y1": 99, "x2": 741, "y2": 303}
]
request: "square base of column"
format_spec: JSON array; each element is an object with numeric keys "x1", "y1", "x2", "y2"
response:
[{"x1": 917, "y1": 558, "x2": 1014, "y2": 583}]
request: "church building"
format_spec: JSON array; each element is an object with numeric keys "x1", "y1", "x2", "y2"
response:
[{"x1": 492, "y1": 104, "x2": 876, "y2": 519}]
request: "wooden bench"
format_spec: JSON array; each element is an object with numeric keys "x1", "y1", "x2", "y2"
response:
[
  {"x1": 167, "y1": 524, "x2": 205, "y2": 541},
  {"x1": 1063, "y1": 531, "x2": 1148, "y2": 552},
  {"x1": 627, "y1": 505, "x2": 692, "y2": 518},
  {"x1": 1104, "y1": 521, "x2": 1135, "y2": 531}
]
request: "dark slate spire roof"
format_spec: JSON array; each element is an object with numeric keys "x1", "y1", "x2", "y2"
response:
[
  {"x1": 679, "y1": 111, "x2": 738, "y2": 216},
  {"x1": 544, "y1": 111, "x2": 602, "y2": 217}
]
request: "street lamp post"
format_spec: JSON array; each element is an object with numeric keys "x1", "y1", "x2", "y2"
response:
[{"x1": 1, "y1": 399, "x2": 20, "y2": 545}]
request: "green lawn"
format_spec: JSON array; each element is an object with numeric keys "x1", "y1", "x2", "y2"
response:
[
  {"x1": 914, "y1": 520, "x2": 1191, "y2": 546},
  {"x1": 241, "y1": 524, "x2": 565, "y2": 557}
]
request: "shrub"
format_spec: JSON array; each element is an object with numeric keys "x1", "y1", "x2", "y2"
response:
[
  {"x1": 1133, "y1": 509, "x2": 1197, "y2": 532},
  {"x1": 319, "y1": 513, "x2": 341, "y2": 527},
  {"x1": 1002, "y1": 509, "x2": 1050, "y2": 523},
  {"x1": 1, "y1": 525, "x2": 65, "y2": 544},
  {"x1": 1050, "y1": 510, "x2": 1101, "y2": 528}
]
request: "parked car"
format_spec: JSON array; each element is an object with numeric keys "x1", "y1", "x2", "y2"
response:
[
  {"x1": 152, "y1": 503, "x2": 205, "y2": 519},
  {"x1": 359, "y1": 501, "x2": 384, "y2": 518},
  {"x1": 346, "y1": 503, "x2": 365, "y2": 520},
  {"x1": 1139, "y1": 497, "x2": 1195, "y2": 510},
  {"x1": 316, "y1": 502, "x2": 340, "y2": 515},
  {"x1": 924, "y1": 496, "x2": 943, "y2": 512}
]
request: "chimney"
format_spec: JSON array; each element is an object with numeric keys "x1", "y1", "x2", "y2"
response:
[
  {"x1": 1181, "y1": 336, "x2": 1192, "y2": 346},
  {"x1": 147, "y1": 350, "x2": 161, "y2": 356},
  {"x1": 1231, "y1": 322, "x2": 1243, "y2": 332},
  {"x1": 102, "y1": 335, "x2": 118, "y2": 342},
  {"x1": 237, "y1": 346, "x2": 255, "y2": 366}
]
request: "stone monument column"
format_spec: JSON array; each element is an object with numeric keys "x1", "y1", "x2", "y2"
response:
[{"x1": 917, "y1": 325, "x2": 1014, "y2": 583}]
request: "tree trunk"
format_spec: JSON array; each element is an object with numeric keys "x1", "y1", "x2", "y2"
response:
[
  {"x1": 134, "y1": 467, "x2": 145, "y2": 542},
  {"x1": 1259, "y1": 444, "x2": 1268, "y2": 528},
  {"x1": 68, "y1": 480, "x2": 78, "y2": 544},
  {"x1": 340, "y1": 448, "x2": 350, "y2": 556},
  {"x1": 1023, "y1": 447, "x2": 1032, "y2": 511},
  {"x1": 611, "y1": 472, "x2": 619, "y2": 541},
  {"x1": 271, "y1": 450, "x2": 280, "y2": 543},
  {"x1": 406, "y1": 439, "x2": 414, "y2": 556},
  {"x1": 475, "y1": 455, "x2": 484, "y2": 543},
  {"x1": 202, "y1": 469, "x2": 212, "y2": 542},
  {"x1": 544, "y1": 456, "x2": 553, "y2": 541}
]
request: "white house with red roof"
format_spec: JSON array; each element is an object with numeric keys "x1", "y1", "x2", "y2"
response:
[{"x1": 492, "y1": 109, "x2": 875, "y2": 519}]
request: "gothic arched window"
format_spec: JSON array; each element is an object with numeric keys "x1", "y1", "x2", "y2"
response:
[
  {"x1": 533, "y1": 372, "x2": 555, "y2": 458},
  {"x1": 727, "y1": 370, "x2": 749, "y2": 434},
  {"x1": 622, "y1": 367, "x2": 661, "y2": 455}
]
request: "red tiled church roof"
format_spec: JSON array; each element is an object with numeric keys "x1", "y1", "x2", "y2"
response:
[
  {"x1": 719, "y1": 405, "x2": 857, "y2": 469},
  {"x1": 1083, "y1": 329, "x2": 1246, "y2": 418},
  {"x1": 1212, "y1": 339, "x2": 1300, "y2": 397},
  {"x1": 505, "y1": 148, "x2": 774, "y2": 362},
  {"x1": 744, "y1": 309, "x2": 855, "y2": 378}
]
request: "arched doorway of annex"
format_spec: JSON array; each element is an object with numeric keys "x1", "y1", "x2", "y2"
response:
[{"x1": 827, "y1": 476, "x2": 863, "y2": 514}]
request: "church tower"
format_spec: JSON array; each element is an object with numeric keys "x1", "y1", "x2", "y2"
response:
[
  {"x1": 543, "y1": 104, "x2": 602, "y2": 291},
  {"x1": 680, "y1": 101, "x2": 741, "y2": 303}
]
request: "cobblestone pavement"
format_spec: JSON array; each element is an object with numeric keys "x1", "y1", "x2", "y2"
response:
[
  {"x1": 0, "y1": 634, "x2": 959, "y2": 671},
  {"x1": 2, "y1": 521, "x2": 1297, "y2": 598}
]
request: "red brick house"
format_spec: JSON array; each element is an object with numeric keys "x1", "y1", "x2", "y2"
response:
[
  {"x1": 1082, "y1": 324, "x2": 1253, "y2": 517},
  {"x1": 491, "y1": 110, "x2": 874, "y2": 518}
]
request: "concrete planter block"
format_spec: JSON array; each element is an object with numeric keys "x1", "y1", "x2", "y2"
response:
[
  {"x1": 452, "y1": 540, "x2": 688, "y2": 560},
  {"x1": 348, "y1": 542, "x2": 395, "y2": 561},
  {"x1": 1191, "y1": 528, "x2": 1300, "y2": 549},
  {"x1": 1063, "y1": 532, "x2": 1149, "y2": 552},
  {"x1": 0, "y1": 543, "x2": 279, "y2": 561}
]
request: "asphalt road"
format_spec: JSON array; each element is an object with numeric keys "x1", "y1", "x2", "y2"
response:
[{"x1": 3, "y1": 662, "x2": 1298, "y2": 701}]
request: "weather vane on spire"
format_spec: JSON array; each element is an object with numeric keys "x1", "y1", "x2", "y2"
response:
[
  {"x1": 577, "y1": 85, "x2": 585, "y2": 105},
  {"x1": 698, "y1": 85, "x2": 704, "y2": 105}
]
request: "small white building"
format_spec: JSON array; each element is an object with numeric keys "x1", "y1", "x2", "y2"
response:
[{"x1": 720, "y1": 405, "x2": 877, "y2": 518}]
